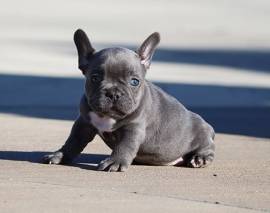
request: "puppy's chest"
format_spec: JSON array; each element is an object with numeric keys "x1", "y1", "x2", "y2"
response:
[{"x1": 89, "y1": 112, "x2": 116, "y2": 133}]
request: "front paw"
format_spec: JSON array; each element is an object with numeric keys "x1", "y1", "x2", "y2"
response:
[
  {"x1": 97, "y1": 157, "x2": 129, "y2": 172},
  {"x1": 42, "y1": 151, "x2": 64, "y2": 164}
]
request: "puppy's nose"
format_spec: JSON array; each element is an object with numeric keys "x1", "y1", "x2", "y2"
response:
[{"x1": 105, "y1": 90, "x2": 121, "y2": 101}]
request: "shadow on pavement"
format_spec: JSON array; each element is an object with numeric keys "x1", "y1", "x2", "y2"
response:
[
  {"x1": 1, "y1": 73, "x2": 270, "y2": 138},
  {"x1": 154, "y1": 48, "x2": 270, "y2": 73},
  {"x1": 18, "y1": 39, "x2": 270, "y2": 73},
  {"x1": 0, "y1": 151, "x2": 109, "y2": 170}
]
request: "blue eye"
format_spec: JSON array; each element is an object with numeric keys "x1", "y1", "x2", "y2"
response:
[{"x1": 130, "y1": 78, "x2": 140, "y2": 86}]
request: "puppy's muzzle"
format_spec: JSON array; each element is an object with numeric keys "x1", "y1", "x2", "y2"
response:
[{"x1": 104, "y1": 89, "x2": 123, "y2": 103}]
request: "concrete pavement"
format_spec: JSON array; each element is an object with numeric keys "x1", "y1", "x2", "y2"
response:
[
  {"x1": 1, "y1": 0, "x2": 270, "y2": 137},
  {"x1": 0, "y1": 0, "x2": 270, "y2": 212},
  {"x1": 0, "y1": 114, "x2": 269, "y2": 213}
]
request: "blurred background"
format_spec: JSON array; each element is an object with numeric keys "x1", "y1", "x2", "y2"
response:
[{"x1": 0, "y1": 0, "x2": 270, "y2": 137}]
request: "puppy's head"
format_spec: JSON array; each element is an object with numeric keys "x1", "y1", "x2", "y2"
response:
[{"x1": 74, "y1": 29, "x2": 160, "y2": 119}]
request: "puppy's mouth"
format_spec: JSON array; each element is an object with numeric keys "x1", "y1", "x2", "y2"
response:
[
  {"x1": 97, "y1": 109, "x2": 127, "y2": 120},
  {"x1": 88, "y1": 101, "x2": 127, "y2": 119},
  {"x1": 110, "y1": 106, "x2": 127, "y2": 117}
]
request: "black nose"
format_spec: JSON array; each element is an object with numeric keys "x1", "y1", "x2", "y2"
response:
[{"x1": 105, "y1": 90, "x2": 121, "y2": 101}]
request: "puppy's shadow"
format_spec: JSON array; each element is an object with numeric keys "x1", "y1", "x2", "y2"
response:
[{"x1": 0, "y1": 151, "x2": 109, "y2": 171}]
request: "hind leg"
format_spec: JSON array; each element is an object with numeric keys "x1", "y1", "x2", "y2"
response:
[{"x1": 184, "y1": 138, "x2": 215, "y2": 168}]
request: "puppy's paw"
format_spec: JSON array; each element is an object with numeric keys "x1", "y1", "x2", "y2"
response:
[
  {"x1": 187, "y1": 155, "x2": 205, "y2": 168},
  {"x1": 97, "y1": 157, "x2": 129, "y2": 172},
  {"x1": 42, "y1": 151, "x2": 64, "y2": 165}
]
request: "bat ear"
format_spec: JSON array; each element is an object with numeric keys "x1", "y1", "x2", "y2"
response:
[
  {"x1": 73, "y1": 29, "x2": 95, "y2": 74},
  {"x1": 137, "y1": 32, "x2": 160, "y2": 69}
]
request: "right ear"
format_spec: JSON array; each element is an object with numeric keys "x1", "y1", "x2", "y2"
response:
[
  {"x1": 137, "y1": 32, "x2": 160, "y2": 69},
  {"x1": 73, "y1": 29, "x2": 95, "y2": 74}
]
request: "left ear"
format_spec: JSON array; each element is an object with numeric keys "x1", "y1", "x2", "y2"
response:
[
  {"x1": 137, "y1": 32, "x2": 160, "y2": 69},
  {"x1": 73, "y1": 29, "x2": 95, "y2": 74}
]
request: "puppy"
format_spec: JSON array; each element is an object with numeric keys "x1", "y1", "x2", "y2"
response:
[{"x1": 42, "y1": 29, "x2": 215, "y2": 172}]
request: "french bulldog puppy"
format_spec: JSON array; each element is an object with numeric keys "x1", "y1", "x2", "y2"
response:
[{"x1": 42, "y1": 29, "x2": 215, "y2": 172}]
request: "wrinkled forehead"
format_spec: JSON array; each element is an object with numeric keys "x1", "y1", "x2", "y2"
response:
[{"x1": 93, "y1": 48, "x2": 144, "y2": 77}]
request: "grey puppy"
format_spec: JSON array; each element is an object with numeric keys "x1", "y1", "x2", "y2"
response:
[{"x1": 42, "y1": 29, "x2": 215, "y2": 172}]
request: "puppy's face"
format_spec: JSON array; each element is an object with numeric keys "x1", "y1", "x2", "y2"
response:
[
  {"x1": 74, "y1": 29, "x2": 160, "y2": 119},
  {"x1": 83, "y1": 48, "x2": 145, "y2": 119}
]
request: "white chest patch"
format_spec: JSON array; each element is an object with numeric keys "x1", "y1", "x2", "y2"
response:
[{"x1": 89, "y1": 112, "x2": 116, "y2": 133}]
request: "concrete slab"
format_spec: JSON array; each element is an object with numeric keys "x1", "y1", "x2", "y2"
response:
[
  {"x1": 0, "y1": 114, "x2": 269, "y2": 212},
  {"x1": 0, "y1": 0, "x2": 270, "y2": 212}
]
